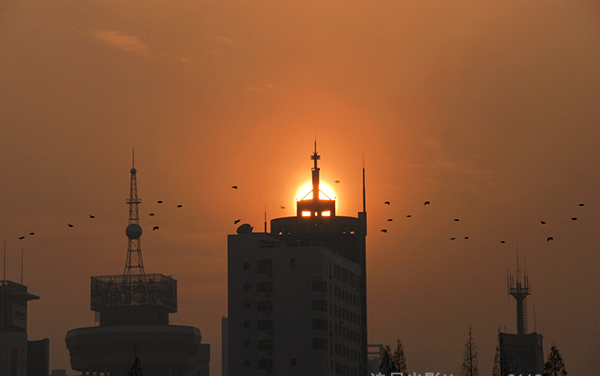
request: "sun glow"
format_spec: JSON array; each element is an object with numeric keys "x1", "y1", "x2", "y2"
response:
[{"x1": 296, "y1": 183, "x2": 336, "y2": 201}]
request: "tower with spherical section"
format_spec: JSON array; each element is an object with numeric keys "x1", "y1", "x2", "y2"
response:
[
  {"x1": 124, "y1": 154, "x2": 144, "y2": 276},
  {"x1": 66, "y1": 154, "x2": 210, "y2": 376}
]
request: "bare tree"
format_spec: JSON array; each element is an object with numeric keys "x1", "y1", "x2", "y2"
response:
[
  {"x1": 543, "y1": 344, "x2": 567, "y2": 376},
  {"x1": 460, "y1": 326, "x2": 479, "y2": 376}
]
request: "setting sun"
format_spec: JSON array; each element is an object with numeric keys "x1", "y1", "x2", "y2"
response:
[{"x1": 296, "y1": 182, "x2": 336, "y2": 201}]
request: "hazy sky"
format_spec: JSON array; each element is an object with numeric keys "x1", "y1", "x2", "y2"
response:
[{"x1": 1, "y1": 0, "x2": 599, "y2": 374}]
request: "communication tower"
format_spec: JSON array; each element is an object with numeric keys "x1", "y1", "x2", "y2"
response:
[
  {"x1": 124, "y1": 151, "x2": 144, "y2": 276},
  {"x1": 507, "y1": 251, "x2": 530, "y2": 335}
]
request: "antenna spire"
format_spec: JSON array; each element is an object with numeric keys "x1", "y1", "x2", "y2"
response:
[{"x1": 124, "y1": 152, "x2": 144, "y2": 276}]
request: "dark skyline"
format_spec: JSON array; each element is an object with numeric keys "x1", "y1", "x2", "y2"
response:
[{"x1": 1, "y1": 1, "x2": 599, "y2": 375}]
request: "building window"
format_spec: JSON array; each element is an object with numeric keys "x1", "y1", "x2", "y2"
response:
[
  {"x1": 257, "y1": 282, "x2": 273, "y2": 293},
  {"x1": 312, "y1": 300, "x2": 327, "y2": 311},
  {"x1": 341, "y1": 268, "x2": 348, "y2": 283},
  {"x1": 257, "y1": 320, "x2": 273, "y2": 331},
  {"x1": 312, "y1": 319, "x2": 328, "y2": 330},
  {"x1": 257, "y1": 301, "x2": 273, "y2": 312},
  {"x1": 312, "y1": 280, "x2": 327, "y2": 292},
  {"x1": 322, "y1": 210, "x2": 331, "y2": 216},
  {"x1": 313, "y1": 338, "x2": 328, "y2": 349},
  {"x1": 333, "y1": 264, "x2": 341, "y2": 279},
  {"x1": 257, "y1": 259, "x2": 273, "y2": 274},
  {"x1": 302, "y1": 211, "x2": 311, "y2": 217}
]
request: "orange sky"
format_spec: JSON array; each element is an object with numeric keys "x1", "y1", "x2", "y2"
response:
[{"x1": 1, "y1": 0, "x2": 599, "y2": 374}]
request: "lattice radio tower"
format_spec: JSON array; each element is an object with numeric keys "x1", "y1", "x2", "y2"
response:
[
  {"x1": 124, "y1": 150, "x2": 145, "y2": 277},
  {"x1": 507, "y1": 250, "x2": 530, "y2": 334}
]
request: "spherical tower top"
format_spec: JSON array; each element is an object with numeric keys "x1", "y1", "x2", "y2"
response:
[
  {"x1": 126, "y1": 223, "x2": 143, "y2": 239},
  {"x1": 130, "y1": 168, "x2": 137, "y2": 174}
]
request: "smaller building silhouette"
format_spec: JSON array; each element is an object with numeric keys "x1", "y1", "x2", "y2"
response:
[{"x1": 0, "y1": 279, "x2": 49, "y2": 376}]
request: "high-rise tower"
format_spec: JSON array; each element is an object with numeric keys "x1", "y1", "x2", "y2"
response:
[
  {"x1": 499, "y1": 253, "x2": 543, "y2": 375},
  {"x1": 124, "y1": 152, "x2": 144, "y2": 277},
  {"x1": 66, "y1": 156, "x2": 210, "y2": 376},
  {"x1": 226, "y1": 146, "x2": 368, "y2": 376}
]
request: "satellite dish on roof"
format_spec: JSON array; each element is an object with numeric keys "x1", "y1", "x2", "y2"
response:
[{"x1": 236, "y1": 223, "x2": 253, "y2": 234}]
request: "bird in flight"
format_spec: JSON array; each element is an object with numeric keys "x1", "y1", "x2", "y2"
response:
[
  {"x1": 18, "y1": 236, "x2": 25, "y2": 240},
  {"x1": 384, "y1": 201, "x2": 390, "y2": 205},
  {"x1": 500, "y1": 240, "x2": 505, "y2": 244},
  {"x1": 406, "y1": 215, "x2": 411, "y2": 218},
  {"x1": 157, "y1": 200, "x2": 163, "y2": 204},
  {"x1": 381, "y1": 229, "x2": 387, "y2": 233},
  {"x1": 579, "y1": 203, "x2": 585, "y2": 206},
  {"x1": 68, "y1": 223, "x2": 74, "y2": 227},
  {"x1": 153, "y1": 226, "x2": 159, "y2": 231},
  {"x1": 149, "y1": 213, "x2": 155, "y2": 216},
  {"x1": 234, "y1": 219, "x2": 241, "y2": 224},
  {"x1": 424, "y1": 201, "x2": 430, "y2": 205},
  {"x1": 29, "y1": 233, "x2": 34, "y2": 235},
  {"x1": 89, "y1": 215, "x2": 95, "y2": 218},
  {"x1": 541, "y1": 221, "x2": 546, "y2": 224},
  {"x1": 387, "y1": 219, "x2": 393, "y2": 222},
  {"x1": 232, "y1": 186, "x2": 238, "y2": 189},
  {"x1": 177, "y1": 205, "x2": 182, "y2": 208},
  {"x1": 571, "y1": 217, "x2": 577, "y2": 221},
  {"x1": 547, "y1": 237, "x2": 554, "y2": 241},
  {"x1": 280, "y1": 206, "x2": 285, "y2": 209},
  {"x1": 454, "y1": 219, "x2": 459, "y2": 222},
  {"x1": 464, "y1": 237, "x2": 469, "y2": 239},
  {"x1": 334, "y1": 180, "x2": 340, "y2": 183}
]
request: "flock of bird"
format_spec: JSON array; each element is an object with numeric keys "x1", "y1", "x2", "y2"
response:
[
  {"x1": 9, "y1": 182, "x2": 588, "y2": 246},
  {"x1": 12, "y1": 200, "x2": 184, "y2": 241},
  {"x1": 380, "y1": 200, "x2": 587, "y2": 243}
]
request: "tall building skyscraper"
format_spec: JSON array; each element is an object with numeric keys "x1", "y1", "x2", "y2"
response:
[
  {"x1": 227, "y1": 145, "x2": 368, "y2": 376},
  {"x1": 66, "y1": 156, "x2": 210, "y2": 376}
]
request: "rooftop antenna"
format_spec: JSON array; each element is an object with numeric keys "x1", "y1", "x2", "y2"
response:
[
  {"x1": 264, "y1": 205, "x2": 267, "y2": 233},
  {"x1": 362, "y1": 155, "x2": 366, "y2": 213},
  {"x1": 508, "y1": 249, "x2": 530, "y2": 334},
  {"x1": 533, "y1": 304, "x2": 537, "y2": 333},
  {"x1": 124, "y1": 149, "x2": 145, "y2": 277}
]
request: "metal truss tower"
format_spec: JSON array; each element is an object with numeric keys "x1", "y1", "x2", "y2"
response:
[
  {"x1": 507, "y1": 251, "x2": 530, "y2": 335},
  {"x1": 124, "y1": 151, "x2": 144, "y2": 276}
]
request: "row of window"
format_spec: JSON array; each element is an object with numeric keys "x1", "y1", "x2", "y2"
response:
[
  {"x1": 334, "y1": 323, "x2": 361, "y2": 344},
  {"x1": 331, "y1": 263, "x2": 357, "y2": 287},
  {"x1": 333, "y1": 284, "x2": 360, "y2": 308},
  {"x1": 335, "y1": 342, "x2": 361, "y2": 362},
  {"x1": 333, "y1": 361, "x2": 359, "y2": 376},
  {"x1": 334, "y1": 304, "x2": 361, "y2": 326}
]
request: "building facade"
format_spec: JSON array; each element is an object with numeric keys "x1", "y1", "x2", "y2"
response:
[{"x1": 227, "y1": 146, "x2": 368, "y2": 376}]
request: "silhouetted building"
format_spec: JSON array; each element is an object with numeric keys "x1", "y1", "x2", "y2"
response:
[
  {"x1": 227, "y1": 145, "x2": 368, "y2": 375},
  {"x1": 499, "y1": 255, "x2": 543, "y2": 375},
  {"x1": 66, "y1": 157, "x2": 210, "y2": 376},
  {"x1": 367, "y1": 344, "x2": 385, "y2": 375},
  {"x1": 0, "y1": 280, "x2": 49, "y2": 376}
]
